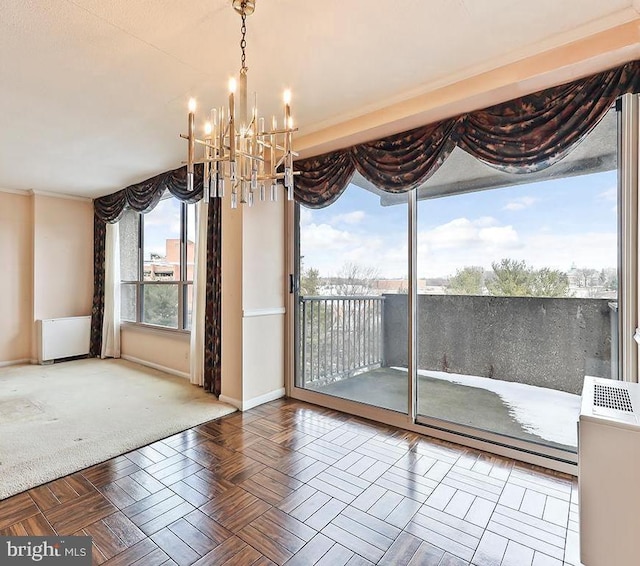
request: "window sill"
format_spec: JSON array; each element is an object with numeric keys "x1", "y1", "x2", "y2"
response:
[{"x1": 120, "y1": 322, "x2": 191, "y2": 339}]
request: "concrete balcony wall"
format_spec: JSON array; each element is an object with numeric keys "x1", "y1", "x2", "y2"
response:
[{"x1": 383, "y1": 294, "x2": 612, "y2": 395}]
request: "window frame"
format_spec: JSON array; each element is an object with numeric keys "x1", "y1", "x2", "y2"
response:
[{"x1": 120, "y1": 196, "x2": 193, "y2": 332}]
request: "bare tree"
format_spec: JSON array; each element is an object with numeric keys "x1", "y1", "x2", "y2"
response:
[
  {"x1": 333, "y1": 262, "x2": 380, "y2": 296},
  {"x1": 573, "y1": 267, "x2": 598, "y2": 288}
]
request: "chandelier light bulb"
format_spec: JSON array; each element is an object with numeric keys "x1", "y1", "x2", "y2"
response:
[
  {"x1": 283, "y1": 89, "x2": 291, "y2": 104},
  {"x1": 229, "y1": 77, "x2": 237, "y2": 93},
  {"x1": 188, "y1": 98, "x2": 196, "y2": 112},
  {"x1": 204, "y1": 122, "x2": 212, "y2": 135}
]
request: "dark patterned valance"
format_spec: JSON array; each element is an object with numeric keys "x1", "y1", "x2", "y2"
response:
[
  {"x1": 295, "y1": 59, "x2": 640, "y2": 208},
  {"x1": 94, "y1": 164, "x2": 204, "y2": 223}
]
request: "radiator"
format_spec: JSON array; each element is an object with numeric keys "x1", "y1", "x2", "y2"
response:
[
  {"x1": 579, "y1": 376, "x2": 640, "y2": 565},
  {"x1": 37, "y1": 316, "x2": 91, "y2": 364}
]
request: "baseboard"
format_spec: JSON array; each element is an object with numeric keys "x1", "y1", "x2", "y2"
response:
[
  {"x1": 0, "y1": 358, "x2": 30, "y2": 368},
  {"x1": 220, "y1": 387, "x2": 286, "y2": 411},
  {"x1": 120, "y1": 355, "x2": 190, "y2": 379}
]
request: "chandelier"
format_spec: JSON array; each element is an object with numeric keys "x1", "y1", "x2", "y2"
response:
[{"x1": 182, "y1": 0, "x2": 297, "y2": 207}]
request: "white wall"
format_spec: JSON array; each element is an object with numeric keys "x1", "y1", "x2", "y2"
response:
[
  {"x1": 220, "y1": 193, "x2": 287, "y2": 409},
  {"x1": 242, "y1": 196, "x2": 286, "y2": 405}
]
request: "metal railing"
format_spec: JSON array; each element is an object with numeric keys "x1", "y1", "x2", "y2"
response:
[{"x1": 299, "y1": 296, "x2": 385, "y2": 386}]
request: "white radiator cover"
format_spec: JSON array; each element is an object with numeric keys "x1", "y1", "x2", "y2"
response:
[
  {"x1": 579, "y1": 376, "x2": 640, "y2": 566},
  {"x1": 37, "y1": 316, "x2": 91, "y2": 363}
]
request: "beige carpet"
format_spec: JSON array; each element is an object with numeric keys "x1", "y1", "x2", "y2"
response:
[{"x1": 0, "y1": 358, "x2": 236, "y2": 499}]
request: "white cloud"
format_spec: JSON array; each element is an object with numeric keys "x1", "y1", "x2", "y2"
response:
[
  {"x1": 599, "y1": 186, "x2": 617, "y2": 202},
  {"x1": 415, "y1": 217, "x2": 524, "y2": 277},
  {"x1": 503, "y1": 196, "x2": 536, "y2": 211},
  {"x1": 302, "y1": 223, "x2": 354, "y2": 251},
  {"x1": 301, "y1": 214, "x2": 617, "y2": 280},
  {"x1": 419, "y1": 217, "x2": 520, "y2": 252},
  {"x1": 415, "y1": 228, "x2": 616, "y2": 278},
  {"x1": 521, "y1": 232, "x2": 617, "y2": 271},
  {"x1": 330, "y1": 210, "x2": 366, "y2": 225},
  {"x1": 475, "y1": 216, "x2": 499, "y2": 227},
  {"x1": 299, "y1": 206, "x2": 313, "y2": 226},
  {"x1": 301, "y1": 219, "x2": 402, "y2": 277},
  {"x1": 479, "y1": 225, "x2": 520, "y2": 247}
]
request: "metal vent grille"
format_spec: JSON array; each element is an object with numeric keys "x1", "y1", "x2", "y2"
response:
[{"x1": 594, "y1": 384, "x2": 634, "y2": 412}]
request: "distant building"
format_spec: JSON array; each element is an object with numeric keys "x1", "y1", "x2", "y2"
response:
[{"x1": 143, "y1": 239, "x2": 195, "y2": 281}]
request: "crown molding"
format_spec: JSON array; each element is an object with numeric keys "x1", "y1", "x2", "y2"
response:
[
  {"x1": 0, "y1": 186, "x2": 93, "y2": 202},
  {"x1": 0, "y1": 187, "x2": 30, "y2": 196},
  {"x1": 29, "y1": 189, "x2": 93, "y2": 202}
]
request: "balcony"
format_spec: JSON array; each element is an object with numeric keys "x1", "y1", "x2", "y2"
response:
[{"x1": 299, "y1": 294, "x2": 614, "y2": 452}]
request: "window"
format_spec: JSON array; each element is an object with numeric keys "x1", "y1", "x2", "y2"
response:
[{"x1": 120, "y1": 192, "x2": 196, "y2": 330}]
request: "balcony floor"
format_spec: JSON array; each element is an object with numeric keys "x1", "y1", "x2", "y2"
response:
[{"x1": 310, "y1": 367, "x2": 581, "y2": 452}]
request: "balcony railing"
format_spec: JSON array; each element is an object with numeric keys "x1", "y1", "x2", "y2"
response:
[
  {"x1": 299, "y1": 296, "x2": 385, "y2": 386},
  {"x1": 299, "y1": 294, "x2": 614, "y2": 394}
]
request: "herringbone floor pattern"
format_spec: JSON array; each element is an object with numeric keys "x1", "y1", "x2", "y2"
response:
[{"x1": 0, "y1": 399, "x2": 580, "y2": 565}]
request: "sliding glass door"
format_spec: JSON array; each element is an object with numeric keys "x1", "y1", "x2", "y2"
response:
[
  {"x1": 292, "y1": 101, "x2": 628, "y2": 464},
  {"x1": 295, "y1": 183, "x2": 409, "y2": 414},
  {"x1": 415, "y1": 106, "x2": 617, "y2": 454}
]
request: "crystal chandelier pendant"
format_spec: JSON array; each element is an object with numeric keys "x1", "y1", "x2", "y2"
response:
[{"x1": 181, "y1": 0, "x2": 298, "y2": 206}]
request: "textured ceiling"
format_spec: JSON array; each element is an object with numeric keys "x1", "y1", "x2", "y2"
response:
[{"x1": 0, "y1": 0, "x2": 638, "y2": 197}]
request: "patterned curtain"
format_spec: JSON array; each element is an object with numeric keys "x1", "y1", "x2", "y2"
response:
[
  {"x1": 89, "y1": 213, "x2": 106, "y2": 357},
  {"x1": 90, "y1": 164, "x2": 222, "y2": 395},
  {"x1": 204, "y1": 197, "x2": 222, "y2": 395},
  {"x1": 352, "y1": 119, "x2": 459, "y2": 192},
  {"x1": 294, "y1": 149, "x2": 355, "y2": 209},
  {"x1": 295, "y1": 59, "x2": 640, "y2": 208},
  {"x1": 94, "y1": 164, "x2": 204, "y2": 223}
]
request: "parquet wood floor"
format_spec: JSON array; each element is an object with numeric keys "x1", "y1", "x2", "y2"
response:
[{"x1": 0, "y1": 399, "x2": 580, "y2": 565}]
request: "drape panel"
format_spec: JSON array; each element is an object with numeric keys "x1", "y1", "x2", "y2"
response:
[
  {"x1": 90, "y1": 214, "x2": 107, "y2": 357},
  {"x1": 204, "y1": 197, "x2": 222, "y2": 395},
  {"x1": 101, "y1": 222, "x2": 121, "y2": 359},
  {"x1": 190, "y1": 201, "x2": 208, "y2": 387},
  {"x1": 295, "y1": 60, "x2": 640, "y2": 208}
]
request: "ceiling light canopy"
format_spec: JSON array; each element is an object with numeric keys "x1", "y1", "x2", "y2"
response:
[{"x1": 182, "y1": 0, "x2": 297, "y2": 207}]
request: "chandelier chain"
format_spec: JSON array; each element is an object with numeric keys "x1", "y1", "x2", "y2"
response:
[{"x1": 240, "y1": 4, "x2": 247, "y2": 72}]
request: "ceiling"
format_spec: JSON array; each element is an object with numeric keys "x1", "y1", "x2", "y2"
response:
[{"x1": 1, "y1": 0, "x2": 639, "y2": 198}]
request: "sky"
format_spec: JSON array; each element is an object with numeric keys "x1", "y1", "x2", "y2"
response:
[
  {"x1": 142, "y1": 196, "x2": 196, "y2": 260},
  {"x1": 135, "y1": 164, "x2": 618, "y2": 280},
  {"x1": 300, "y1": 168, "x2": 618, "y2": 279}
]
